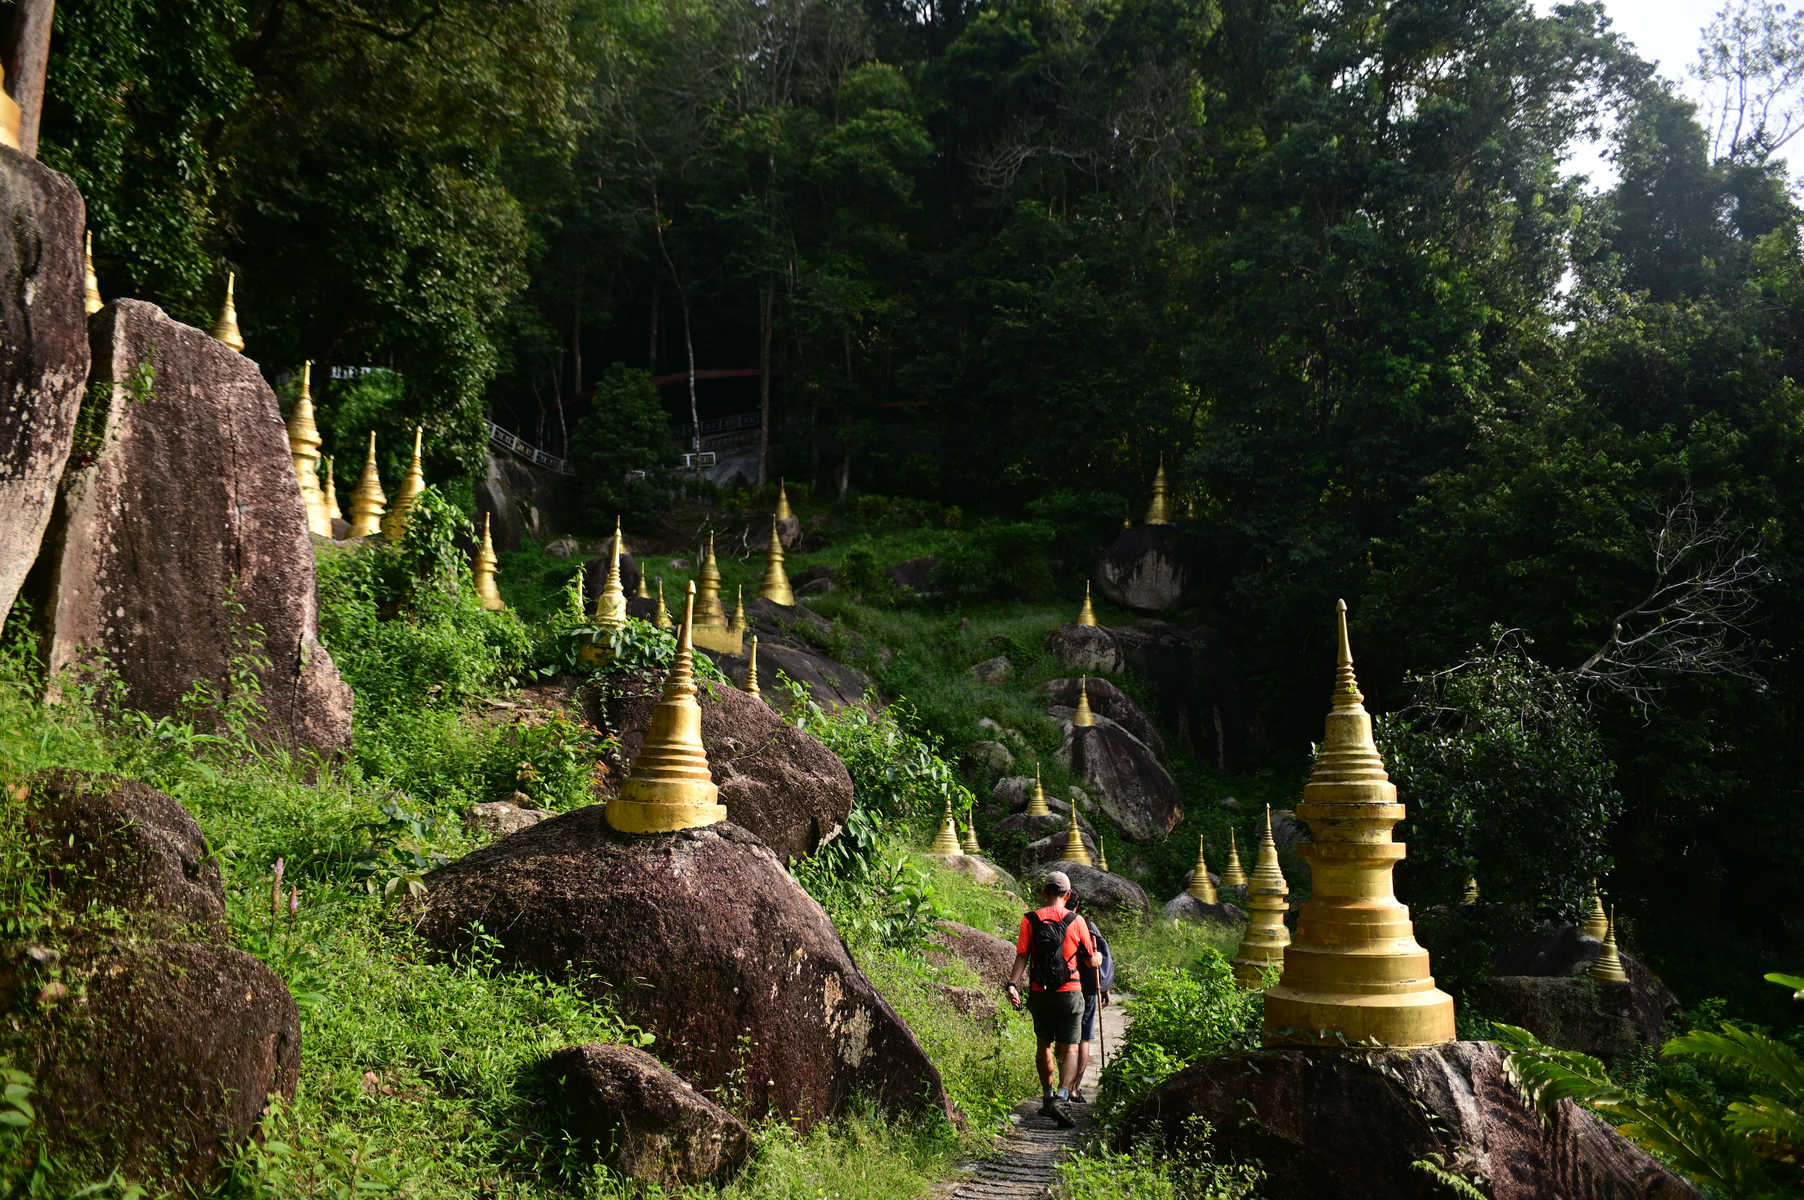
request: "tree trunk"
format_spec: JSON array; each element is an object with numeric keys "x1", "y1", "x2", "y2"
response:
[
  {"x1": 647, "y1": 275, "x2": 661, "y2": 372},
  {"x1": 835, "y1": 452, "x2": 850, "y2": 501},
  {"x1": 757, "y1": 278, "x2": 774, "y2": 485},
  {"x1": 1, "y1": 0, "x2": 54, "y2": 157}
]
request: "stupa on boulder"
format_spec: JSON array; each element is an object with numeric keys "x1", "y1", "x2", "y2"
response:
[
  {"x1": 591, "y1": 518, "x2": 628, "y2": 630},
  {"x1": 1231, "y1": 807, "x2": 1291, "y2": 986},
  {"x1": 210, "y1": 272, "x2": 244, "y2": 352},
  {"x1": 381, "y1": 426, "x2": 426, "y2": 541},
  {"x1": 347, "y1": 432, "x2": 386, "y2": 538},
  {"x1": 1144, "y1": 455, "x2": 1173, "y2": 525},
  {"x1": 929, "y1": 803, "x2": 966, "y2": 856},
  {"x1": 284, "y1": 361, "x2": 330, "y2": 537},
  {"x1": 759, "y1": 518, "x2": 795, "y2": 605}
]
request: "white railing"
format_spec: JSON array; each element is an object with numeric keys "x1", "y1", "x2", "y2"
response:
[{"x1": 486, "y1": 420, "x2": 571, "y2": 474}]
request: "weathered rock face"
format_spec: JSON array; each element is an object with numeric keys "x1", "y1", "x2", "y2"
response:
[
  {"x1": 1122, "y1": 1041, "x2": 1699, "y2": 1200},
  {"x1": 991, "y1": 809, "x2": 1093, "y2": 850},
  {"x1": 466, "y1": 799, "x2": 545, "y2": 839},
  {"x1": 1029, "y1": 862, "x2": 1151, "y2": 922},
  {"x1": 414, "y1": 812, "x2": 954, "y2": 1127},
  {"x1": 1094, "y1": 525, "x2": 1204, "y2": 613},
  {"x1": 1043, "y1": 623, "x2": 1123, "y2": 675},
  {"x1": 22, "y1": 768, "x2": 225, "y2": 937},
  {"x1": 548, "y1": 1043, "x2": 751, "y2": 1188},
  {"x1": 0, "y1": 148, "x2": 89, "y2": 630},
  {"x1": 1111, "y1": 622, "x2": 1248, "y2": 771},
  {"x1": 11, "y1": 939, "x2": 302, "y2": 1193},
  {"x1": 1038, "y1": 676, "x2": 1166, "y2": 761},
  {"x1": 931, "y1": 853, "x2": 1010, "y2": 887},
  {"x1": 775, "y1": 514, "x2": 802, "y2": 550},
  {"x1": 1163, "y1": 893, "x2": 1246, "y2": 927},
  {"x1": 30, "y1": 300, "x2": 353, "y2": 753},
  {"x1": 709, "y1": 596, "x2": 870, "y2": 711},
  {"x1": 970, "y1": 655, "x2": 1012, "y2": 684},
  {"x1": 1054, "y1": 717, "x2": 1182, "y2": 843},
  {"x1": 476, "y1": 448, "x2": 574, "y2": 553},
  {"x1": 888, "y1": 555, "x2": 938, "y2": 593},
  {"x1": 929, "y1": 921, "x2": 1018, "y2": 990},
  {"x1": 587, "y1": 669, "x2": 852, "y2": 862}
]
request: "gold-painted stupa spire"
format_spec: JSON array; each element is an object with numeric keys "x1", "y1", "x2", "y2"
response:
[
  {"x1": 962, "y1": 818, "x2": 982, "y2": 856},
  {"x1": 592, "y1": 517, "x2": 629, "y2": 628},
  {"x1": 745, "y1": 636, "x2": 762, "y2": 699},
  {"x1": 653, "y1": 578, "x2": 673, "y2": 630},
  {"x1": 606, "y1": 582, "x2": 727, "y2": 834},
  {"x1": 1589, "y1": 908, "x2": 1629, "y2": 983},
  {"x1": 1221, "y1": 830, "x2": 1248, "y2": 889},
  {"x1": 322, "y1": 456, "x2": 344, "y2": 526},
  {"x1": 1060, "y1": 801, "x2": 1092, "y2": 866},
  {"x1": 758, "y1": 518, "x2": 795, "y2": 605},
  {"x1": 83, "y1": 233, "x2": 103, "y2": 316},
  {"x1": 1025, "y1": 767, "x2": 1052, "y2": 817},
  {"x1": 1144, "y1": 455, "x2": 1173, "y2": 525},
  {"x1": 211, "y1": 272, "x2": 245, "y2": 352},
  {"x1": 1186, "y1": 837, "x2": 1218, "y2": 903},
  {"x1": 474, "y1": 513, "x2": 505, "y2": 611},
  {"x1": 1580, "y1": 880, "x2": 1609, "y2": 941},
  {"x1": 1073, "y1": 677, "x2": 1096, "y2": 727},
  {"x1": 635, "y1": 570, "x2": 651, "y2": 600},
  {"x1": 286, "y1": 362, "x2": 331, "y2": 537},
  {"x1": 775, "y1": 478, "x2": 794, "y2": 521},
  {"x1": 696, "y1": 533, "x2": 727, "y2": 627},
  {"x1": 930, "y1": 802, "x2": 966, "y2": 856},
  {"x1": 1095, "y1": 835, "x2": 1109, "y2": 873},
  {"x1": 1462, "y1": 876, "x2": 1481, "y2": 905},
  {"x1": 382, "y1": 426, "x2": 426, "y2": 541},
  {"x1": 346, "y1": 431, "x2": 387, "y2": 538},
  {"x1": 1232, "y1": 806, "x2": 1292, "y2": 987},
  {"x1": 729, "y1": 585, "x2": 746, "y2": 635},
  {"x1": 1076, "y1": 581, "x2": 1097, "y2": 627},
  {"x1": 1262, "y1": 601, "x2": 1455, "y2": 1048}
]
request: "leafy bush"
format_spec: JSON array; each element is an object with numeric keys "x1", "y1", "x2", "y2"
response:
[
  {"x1": 1055, "y1": 1125, "x2": 1263, "y2": 1200},
  {"x1": 567, "y1": 363, "x2": 671, "y2": 531},
  {"x1": 927, "y1": 519, "x2": 1058, "y2": 603},
  {"x1": 1096, "y1": 951, "x2": 1264, "y2": 1128}
]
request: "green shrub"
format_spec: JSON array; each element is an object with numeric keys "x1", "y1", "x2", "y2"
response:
[
  {"x1": 927, "y1": 519, "x2": 1057, "y2": 603},
  {"x1": 1097, "y1": 951, "x2": 1263, "y2": 1127},
  {"x1": 567, "y1": 363, "x2": 671, "y2": 530},
  {"x1": 1054, "y1": 1125, "x2": 1263, "y2": 1200}
]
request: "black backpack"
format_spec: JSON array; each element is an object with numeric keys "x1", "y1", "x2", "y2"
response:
[{"x1": 1026, "y1": 910, "x2": 1079, "y2": 990}]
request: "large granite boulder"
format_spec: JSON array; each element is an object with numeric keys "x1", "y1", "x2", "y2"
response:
[
  {"x1": 8, "y1": 939, "x2": 302, "y2": 1192},
  {"x1": 991, "y1": 808, "x2": 1093, "y2": 852},
  {"x1": 548, "y1": 1043, "x2": 751, "y2": 1188},
  {"x1": 0, "y1": 147, "x2": 89, "y2": 630},
  {"x1": 1110, "y1": 621, "x2": 1248, "y2": 771},
  {"x1": 1053, "y1": 716, "x2": 1182, "y2": 843},
  {"x1": 1163, "y1": 892, "x2": 1246, "y2": 927},
  {"x1": 708, "y1": 596, "x2": 870, "y2": 710},
  {"x1": 587, "y1": 668, "x2": 852, "y2": 861},
  {"x1": 1094, "y1": 524, "x2": 1204, "y2": 613},
  {"x1": 888, "y1": 555, "x2": 937, "y2": 593},
  {"x1": 413, "y1": 811, "x2": 954, "y2": 1127},
  {"x1": 1043, "y1": 623, "x2": 1123, "y2": 675},
  {"x1": 1480, "y1": 924, "x2": 1679, "y2": 1062},
  {"x1": 928, "y1": 921, "x2": 1018, "y2": 990},
  {"x1": 29, "y1": 300, "x2": 353, "y2": 753},
  {"x1": 1029, "y1": 862, "x2": 1151, "y2": 922},
  {"x1": 1121, "y1": 1041, "x2": 1698, "y2": 1200},
  {"x1": 580, "y1": 548, "x2": 644, "y2": 608},
  {"x1": 476, "y1": 448, "x2": 574, "y2": 553},
  {"x1": 21, "y1": 768, "x2": 225, "y2": 937},
  {"x1": 1037, "y1": 676, "x2": 1166, "y2": 761}
]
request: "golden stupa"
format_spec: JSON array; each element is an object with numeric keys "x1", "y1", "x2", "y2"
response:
[
  {"x1": 1095, "y1": 835, "x2": 1109, "y2": 873},
  {"x1": 1060, "y1": 802, "x2": 1093, "y2": 866},
  {"x1": 286, "y1": 362, "x2": 331, "y2": 537},
  {"x1": 653, "y1": 578, "x2": 673, "y2": 630},
  {"x1": 1026, "y1": 767, "x2": 1052, "y2": 817},
  {"x1": 1580, "y1": 881, "x2": 1609, "y2": 940},
  {"x1": 381, "y1": 426, "x2": 426, "y2": 541},
  {"x1": 930, "y1": 803, "x2": 966, "y2": 856},
  {"x1": 1073, "y1": 677, "x2": 1096, "y2": 727},
  {"x1": 322, "y1": 456, "x2": 344, "y2": 526},
  {"x1": 729, "y1": 585, "x2": 747, "y2": 635},
  {"x1": 211, "y1": 272, "x2": 245, "y2": 352},
  {"x1": 745, "y1": 636, "x2": 762, "y2": 699},
  {"x1": 474, "y1": 513, "x2": 505, "y2": 611},
  {"x1": 1076, "y1": 581, "x2": 1098, "y2": 627},
  {"x1": 1589, "y1": 908, "x2": 1630, "y2": 983},
  {"x1": 1462, "y1": 876, "x2": 1481, "y2": 905},
  {"x1": 635, "y1": 569, "x2": 651, "y2": 600},
  {"x1": 1186, "y1": 837, "x2": 1218, "y2": 903},
  {"x1": 758, "y1": 518, "x2": 795, "y2": 605},
  {"x1": 1221, "y1": 830, "x2": 1249, "y2": 889},
  {"x1": 346, "y1": 431, "x2": 387, "y2": 538},
  {"x1": 1262, "y1": 601, "x2": 1456, "y2": 1048},
  {"x1": 775, "y1": 478, "x2": 794, "y2": 521},
  {"x1": 1232, "y1": 806, "x2": 1292, "y2": 987},
  {"x1": 592, "y1": 518, "x2": 628, "y2": 629},
  {"x1": 696, "y1": 534, "x2": 727, "y2": 627},
  {"x1": 1144, "y1": 455, "x2": 1173, "y2": 525},
  {"x1": 606, "y1": 582, "x2": 728, "y2": 834},
  {"x1": 962, "y1": 818, "x2": 982, "y2": 856},
  {"x1": 83, "y1": 233, "x2": 103, "y2": 316}
]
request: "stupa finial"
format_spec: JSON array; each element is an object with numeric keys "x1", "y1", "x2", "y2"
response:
[
  {"x1": 285, "y1": 361, "x2": 331, "y2": 537},
  {"x1": 775, "y1": 478, "x2": 794, "y2": 522},
  {"x1": 745, "y1": 635, "x2": 762, "y2": 699},
  {"x1": 696, "y1": 532, "x2": 727, "y2": 627},
  {"x1": 1076, "y1": 581, "x2": 1097, "y2": 627},
  {"x1": 1580, "y1": 880, "x2": 1608, "y2": 941},
  {"x1": 381, "y1": 426, "x2": 426, "y2": 541},
  {"x1": 1060, "y1": 799, "x2": 1092, "y2": 866},
  {"x1": 211, "y1": 272, "x2": 245, "y2": 352},
  {"x1": 1588, "y1": 907, "x2": 1630, "y2": 982},
  {"x1": 84, "y1": 232, "x2": 103, "y2": 316},
  {"x1": 1187, "y1": 837, "x2": 1218, "y2": 903},
  {"x1": 1073, "y1": 677, "x2": 1096, "y2": 727},
  {"x1": 930, "y1": 801, "x2": 966, "y2": 856},
  {"x1": 593, "y1": 517, "x2": 628, "y2": 628},
  {"x1": 1144, "y1": 454, "x2": 1173, "y2": 525},
  {"x1": 729, "y1": 585, "x2": 746, "y2": 634},
  {"x1": 653, "y1": 577, "x2": 673, "y2": 630},
  {"x1": 963, "y1": 817, "x2": 983, "y2": 856},
  {"x1": 1025, "y1": 766, "x2": 1051, "y2": 817},
  {"x1": 1232, "y1": 806, "x2": 1292, "y2": 986},
  {"x1": 346, "y1": 431, "x2": 387, "y2": 538},
  {"x1": 758, "y1": 517, "x2": 795, "y2": 605},
  {"x1": 474, "y1": 513, "x2": 505, "y2": 611},
  {"x1": 1221, "y1": 829, "x2": 1248, "y2": 889},
  {"x1": 606, "y1": 581, "x2": 727, "y2": 833},
  {"x1": 322, "y1": 455, "x2": 344, "y2": 525}
]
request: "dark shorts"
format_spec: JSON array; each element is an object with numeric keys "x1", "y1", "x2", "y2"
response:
[
  {"x1": 1081, "y1": 991, "x2": 1098, "y2": 1042},
  {"x1": 1027, "y1": 988, "x2": 1084, "y2": 1045}
]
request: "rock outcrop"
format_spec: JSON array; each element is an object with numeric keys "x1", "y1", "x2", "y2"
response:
[
  {"x1": 30, "y1": 300, "x2": 353, "y2": 753},
  {"x1": 1043, "y1": 623, "x2": 1122, "y2": 675},
  {"x1": 1121, "y1": 1041, "x2": 1698, "y2": 1200},
  {"x1": 588, "y1": 669, "x2": 852, "y2": 861},
  {"x1": 1037, "y1": 675, "x2": 1166, "y2": 760},
  {"x1": 476, "y1": 447, "x2": 574, "y2": 553},
  {"x1": 1479, "y1": 924, "x2": 1679, "y2": 1062},
  {"x1": 1094, "y1": 524, "x2": 1204, "y2": 613},
  {"x1": 548, "y1": 1043, "x2": 751, "y2": 1188},
  {"x1": 1053, "y1": 710, "x2": 1182, "y2": 843},
  {"x1": 22, "y1": 767, "x2": 225, "y2": 937},
  {"x1": 466, "y1": 799, "x2": 545, "y2": 839},
  {"x1": 1029, "y1": 862, "x2": 1151, "y2": 922},
  {"x1": 0, "y1": 146, "x2": 89, "y2": 630},
  {"x1": 11, "y1": 939, "x2": 302, "y2": 1192},
  {"x1": 928, "y1": 921, "x2": 1018, "y2": 990},
  {"x1": 1163, "y1": 893, "x2": 1246, "y2": 927},
  {"x1": 413, "y1": 811, "x2": 954, "y2": 1127}
]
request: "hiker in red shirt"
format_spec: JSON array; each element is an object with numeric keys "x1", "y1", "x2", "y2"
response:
[{"x1": 1004, "y1": 870, "x2": 1101, "y2": 1128}]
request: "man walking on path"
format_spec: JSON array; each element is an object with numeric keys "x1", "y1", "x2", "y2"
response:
[
  {"x1": 1004, "y1": 871, "x2": 1101, "y2": 1129},
  {"x1": 1067, "y1": 895, "x2": 1113, "y2": 1104}
]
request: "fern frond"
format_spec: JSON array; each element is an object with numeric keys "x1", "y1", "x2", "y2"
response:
[
  {"x1": 1665, "y1": 1024, "x2": 1804, "y2": 1101},
  {"x1": 1724, "y1": 1095, "x2": 1804, "y2": 1165},
  {"x1": 1497, "y1": 1025, "x2": 1618, "y2": 1119},
  {"x1": 1764, "y1": 972, "x2": 1803, "y2": 1000},
  {"x1": 1598, "y1": 1088, "x2": 1772, "y2": 1195}
]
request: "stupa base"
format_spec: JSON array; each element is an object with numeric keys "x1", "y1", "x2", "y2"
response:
[
  {"x1": 691, "y1": 623, "x2": 743, "y2": 655},
  {"x1": 1262, "y1": 985, "x2": 1456, "y2": 1049},
  {"x1": 605, "y1": 797, "x2": 728, "y2": 834}
]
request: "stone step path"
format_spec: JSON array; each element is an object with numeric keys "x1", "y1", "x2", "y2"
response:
[{"x1": 936, "y1": 994, "x2": 1131, "y2": 1200}]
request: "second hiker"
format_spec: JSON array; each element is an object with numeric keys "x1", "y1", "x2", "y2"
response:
[
  {"x1": 1004, "y1": 870, "x2": 1102, "y2": 1128},
  {"x1": 1067, "y1": 894, "x2": 1113, "y2": 1104}
]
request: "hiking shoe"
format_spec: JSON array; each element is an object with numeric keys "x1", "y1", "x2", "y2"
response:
[
  {"x1": 1042, "y1": 1099, "x2": 1076, "y2": 1128},
  {"x1": 1069, "y1": 1089, "x2": 1086, "y2": 1104}
]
